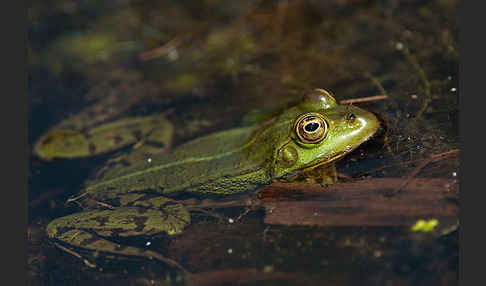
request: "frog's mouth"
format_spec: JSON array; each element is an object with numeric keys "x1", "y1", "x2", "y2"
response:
[
  {"x1": 277, "y1": 148, "x2": 349, "y2": 182},
  {"x1": 301, "y1": 150, "x2": 348, "y2": 172}
]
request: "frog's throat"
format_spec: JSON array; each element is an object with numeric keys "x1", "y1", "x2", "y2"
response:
[{"x1": 277, "y1": 149, "x2": 346, "y2": 182}]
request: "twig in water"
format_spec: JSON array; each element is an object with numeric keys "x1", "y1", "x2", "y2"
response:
[
  {"x1": 139, "y1": 37, "x2": 182, "y2": 61},
  {"x1": 339, "y1": 95, "x2": 388, "y2": 104},
  {"x1": 54, "y1": 242, "x2": 97, "y2": 268},
  {"x1": 389, "y1": 149, "x2": 459, "y2": 196}
]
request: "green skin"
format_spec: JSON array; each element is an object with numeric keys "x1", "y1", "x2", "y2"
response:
[
  {"x1": 34, "y1": 114, "x2": 173, "y2": 160},
  {"x1": 46, "y1": 89, "x2": 380, "y2": 267}
]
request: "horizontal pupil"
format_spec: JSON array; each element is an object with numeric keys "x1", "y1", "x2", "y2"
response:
[{"x1": 304, "y1": 122, "x2": 319, "y2": 132}]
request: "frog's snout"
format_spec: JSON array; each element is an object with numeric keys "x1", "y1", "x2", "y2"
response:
[{"x1": 364, "y1": 112, "x2": 388, "y2": 146}]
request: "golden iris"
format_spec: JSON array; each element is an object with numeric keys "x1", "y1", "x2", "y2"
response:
[{"x1": 295, "y1": 113, "x2": 328, "y2": 144}]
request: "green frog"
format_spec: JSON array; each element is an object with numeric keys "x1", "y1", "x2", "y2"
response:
[
  {"x1": 34, "y1": 114, "x2": 174, "y2": 161},
  {"x1": 45, "y1": 89, "x2": 380, "y2": 271}
]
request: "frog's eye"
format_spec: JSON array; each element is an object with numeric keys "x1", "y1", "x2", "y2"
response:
[{"x1": 295, "y1": 113, "x2": 328, "y2": 144}]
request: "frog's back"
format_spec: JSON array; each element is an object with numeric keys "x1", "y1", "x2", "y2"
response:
[{"x1": 81, "y1": 126, "x2": 270, "y2": 201}]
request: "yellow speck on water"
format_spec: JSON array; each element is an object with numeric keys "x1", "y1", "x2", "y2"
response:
[
  {"x1": 263, "y1": 265, "x2": 274, "y2": 273},
  {"x1": 411, "y1": 219, "x2": 439, "y2": 232}
]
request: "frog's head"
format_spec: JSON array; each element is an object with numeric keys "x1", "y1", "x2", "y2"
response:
[{"x1": 272, "y1": 89, "x2": 381, "y2": 180}]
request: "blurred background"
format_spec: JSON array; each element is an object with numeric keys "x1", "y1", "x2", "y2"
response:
[{"x1": 28, "y1": 0, "x2": 459, "y2": 285}]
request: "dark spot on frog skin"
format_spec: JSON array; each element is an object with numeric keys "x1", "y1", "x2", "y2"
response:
[
  {"x1": 89, "y1": 143, "x2": 97, "y2": 155},
  {"x1": 159, "y1": 209, "x2": 170, "y2": 221},
  {"x1": 133, "y1": 216, "x2": 149, "y2": 232},
  {"x1": 132, "y1": 130, "x2": 143, "y2": 140},
  {"x1": 144, "y1": 141, "x2": 166, "y2": 148},
  {"x1": 95, "y1": 216, "x2": 110, "y2": 226},
  {"x1": 141, "y1": 152, "x2": 154, "y2": 160},
  {"x1": 156, "y1": 186, "x2": 165, "y2": 193},
  {"x1": 41, "y1": 130, "x2": 78, "y2": 146},
  {"x1": 136, "y1": 208, "x2": 150, "y2": 214},
  {"x1": 113, "y1": 135, "x2": 124, "y2": 144},
  {"x1": 40, "y1": 135, "x2": 55, "y2": 146},
  {"x1": 86, "y1": 110, "x2": 96, "y2": 119},
  {"x1": 79, "y1": 233, "x2": 102, "y2": 247},
  {"x1": 62, "y1": 124, "x2": 77, "y2": 129},
  {"x1": 119, "y1": 159, "x2": 132, "y2": 167},
  {"x1": 79, "y1": 127, "x2": 92, "y2": 138}
]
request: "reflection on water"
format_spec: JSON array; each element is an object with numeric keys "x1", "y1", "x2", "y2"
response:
[{"x1": 28, "y1": 0, "x2": 459, "y2": 285}]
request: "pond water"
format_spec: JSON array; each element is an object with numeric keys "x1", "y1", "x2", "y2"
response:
[{"x1": 28, "y1": 1, "x2": 459, "y2": 285}]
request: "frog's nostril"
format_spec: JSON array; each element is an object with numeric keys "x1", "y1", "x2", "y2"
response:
[{"x1": 346, "y1": 113, "x2": 356, "y2": 122}]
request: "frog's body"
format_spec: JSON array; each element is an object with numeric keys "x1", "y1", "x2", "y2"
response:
[
  {"x1": 80, "y1": 126, "x2": 266, "y2": 201},
  {"x1": 46, "y1": 89, "x2": 380, "y2": 270}
]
